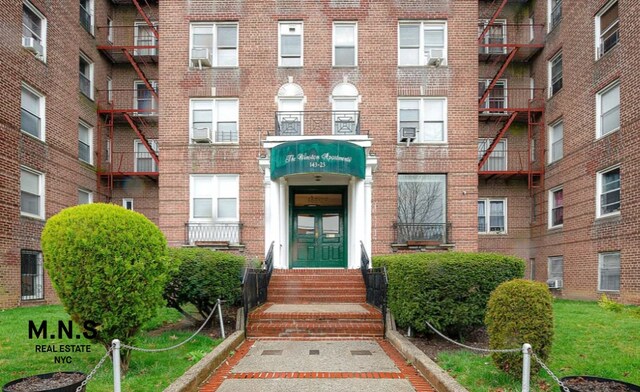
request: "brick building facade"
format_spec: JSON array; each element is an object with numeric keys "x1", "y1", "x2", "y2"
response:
[{"x1": 0, "y1": 0, "x2": 637, "y2": 308}]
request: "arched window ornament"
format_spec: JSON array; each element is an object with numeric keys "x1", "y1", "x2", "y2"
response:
[
  {"x1": 277, "y1": 82, "x2": 304, "y2": 97},
  {"x1": 331, "y1": 82, "x2": 359, "y2": 98}
]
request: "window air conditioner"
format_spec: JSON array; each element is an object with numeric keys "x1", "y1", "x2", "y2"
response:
[
  {"x1": 22, "y1": 37, "x2": 43, "y2": 56},
  {"x1": 426, "y1": 48, "x2": 445, "y2": 66},
  {"x1": 400, "y1": 127, "x2": 417, "y2": 142},
  {"x1": 192, "y1": 127, "x2": 212, "y2": 143},
  {"x1": 547, "y1": 279, "x2": 563, "y2": 289},
  {"x1": 191, "y1": 47, "x2": 212, "y2": 67}
]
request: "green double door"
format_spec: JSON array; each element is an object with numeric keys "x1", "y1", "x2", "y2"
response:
[{"x1": 291, "y1": 208, "x2": 346, "y2": 268}]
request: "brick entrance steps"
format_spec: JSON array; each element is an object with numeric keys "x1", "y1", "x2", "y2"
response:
[{"x1": 246, "y1": 269, "x2": 383, "y2": 338}]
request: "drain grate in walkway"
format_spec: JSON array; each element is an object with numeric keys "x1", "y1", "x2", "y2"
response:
[
  {"x1": 309, "y1": 350, "x2": 320, "y2": 355},
  {"x1": 261, "y1": 350, "x2": 283, "y2": 356},
  {"x1": 350, "y1": 350, "x2": 372, "y2": 356}
]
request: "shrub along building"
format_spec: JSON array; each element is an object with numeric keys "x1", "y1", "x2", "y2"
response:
[{"x1": 0, "y1": 0, "x2": 638, "y2": 308}]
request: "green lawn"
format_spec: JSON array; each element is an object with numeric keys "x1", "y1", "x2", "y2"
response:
[
  {"x1": 0, "y1": 305, "x2": 221, "y2": 391},
  {"x1": 436, "y1": 300, "x2": 640, "y2": 392}
]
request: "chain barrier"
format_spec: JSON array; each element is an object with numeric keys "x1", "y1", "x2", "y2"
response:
[
  {"x1": 425, "y1": 320, "x2": 521, "y2": 353},
  {"x1": 530, "y1": 349, "x2": 571, "y2": 392},
  {"x1": 75, "y1": 345, "x2": 114, "y2": 392}
]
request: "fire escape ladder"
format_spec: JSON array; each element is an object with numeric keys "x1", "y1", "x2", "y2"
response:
[
  {"x1": 527, "y1": 98, "x2": 545, "y2": 192},
  {"x1": 478, "y1": 47, "x2": 519, "y2": 108},
  {"x1": 478, "y1": 111, "x2": 517, "y2": 171},
  {"x1": 478, "y1": 0, "x2": 508, "y2": 44},
  {"x1": 122, "y1": 49, "x2": 159, "y2": 100},
  {"x1": 132, "y1": 0, "x2": 159, "y2": 39},
  {"x1": 123, "y1": 113, "x2": 159, "y2": 165}
]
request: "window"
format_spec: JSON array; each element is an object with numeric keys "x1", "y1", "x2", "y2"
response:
[
  {"x1": 548, "y1": 0, "x2": 562, "y2": 31},
  {"x1": 79, "y1": 54, "x2": 93, "y2": 99},
  {"x1": 331, "y1": 83, "x2": 359, "y2": 135},
  {"x1": 478, "y1": 19, "x2": 506, "y2": 55},
  {"x1": 276, "y1": 82, "x2": 305, "y2": 136},
  {"x1": 107, "y1": 77, "x2": 113, "y2": 103},
  {"x1": 596, "y1": 81, "x2": 620, "y2": 138},
  {"x1": 596, "y1": 1, "x2": 619, "y2": 58},
  {"x1": 134, "y1": 139, "x2": 158, "y2": 172},
  {"x1": 478, "y1": 199, "x2": 506, "y2": 233},
  {"x1": 190, "y1": 99, "x2": 239, "y2": 143},
  {"x1": 333, "y1": 22, "x2": 357, "y2": 66},
  {"x1": 190, "y1": 23, "x2": 239, "y2": 67},
  {"x1": 78, "y1": 189, "x2": 92, "y2": 204},
  {"x1": 549, "y1": 51, "x2": 562, "y2": 96},
  {"x1": 398, "y1": 21, "x2": 447, "y2": 66},
  {"x1": 548, "y1": 120, "x2": 563, "y2": 163},
  {"x1": 478, "y1": 139, "x2": 507, "y2": 171},
  {"x1": 107, "y1": 17, "x2": 113, "y2": 43},
  {"x1": 549, "y1": 187, "x2": 563, "y2": 228},
  {"x1": 547, "y1": 256, "x2": 563, "y2": 288},
  {"x1": 397, "y1": 174, "x2": 447, "y2": 243},
  {"x1": 23, "y1": 1, "x2": 46, "y2": 60},
  {"x1": 279, "y1": 22, "x2": 303, "y2": 67},
  {"x1": 122, "y1": 198, "x2": 134, "y2": 210},
  {"x1": 134, "y1": 81, "x2": 158, "y2": 115},
  {"x1": 478, "y1": 79, "x2": 507, "y2": 112},
  {"x1": 190, "y1": 175, "x2": 239, "y2": 221},
  {"x1": 20, "y1": 167, "x2": 44, "y2": 219},
  {"x1": 597, "y1": 166, "x2": 620, "y2": 218},
  {"x1": 78, "y1": 122, "x2": 93, "y2": 164},
  {"x1": 21, "y1": 84, "x2": 45, "y2": 140},
  {"x1": 599, "y1": 252, "x2": 620, "y2": 291},
  {"x1": 21, "y1": 250, "x2": 43, "y2": 300},
  {"x1": 398, "y1": 98, "x2": 447, "y2": 143},
  {"x1": 134, "y1": 22, "x2": 158, "y2": 56},
  {"x1": 79, "y1": 0, "x2": 93, "y2": 34}
]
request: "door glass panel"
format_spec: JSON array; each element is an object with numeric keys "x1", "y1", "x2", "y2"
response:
[
  {"x1": 297, "y1": 214, "x2": 315, "y2": 235},
  {"x1": 322, "y1": 214, "x2": 339, "y2": 237},
  {"x1": 294, "y1": 194, "x2": 342, "y2": 207}
]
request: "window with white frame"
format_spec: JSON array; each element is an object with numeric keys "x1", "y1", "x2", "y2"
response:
[
  {"x1": 398, "y1": 98, "x2": 447, "y2": 143},
  {"x1": 597, "y1": 166, "x2": 620, "y2": 218},
  {"x1": 21, "y1": 250, "x2": 43, "y2": 300},
  {"x1": 548, "y1": 0, "x2": 562, "y2": 31},
  {"x1": 478, "y1": 19, "x2": 506, "y2": 55},
  {"x1": 23, "y1": 1, "x2": 47, "y2": 60},
  {"x1": 333, "y1": 22, "x2": 357, "y2": 67},
  {"x1": 478, "y1": 199, "x2": 506, "y2": 233},
  {"x1": 107, "y1": 17, "x2": 113, "y2": 43},
  {"x1": 547, "y1": 256, "x2": 563, "y2": 288},
  {"x1": 21, "y1": 84, "x2": 45, "y2": 140},
  {"x1": 599, "y1": 252, "x2": 620, "y2": 291},
  {"x1": 331, "y1": 83, "x2": 359, "y2": 135},
  {"x1": 398, "y1": 21, "x2": 447, "y2": 66},
  {"x1": 190, "y1": 23, "x2": 238, "y2": 67},
  {"x1": 549, "y1": 51, "x2": 562, "y2": 96},
  {"x1": 107, "y1": 77, "x2": 112, "y2": 103},
  {"x1": 190, "y1": 99, "x2": 239, "y2": 143},
  {"x1": 478, "y1": 139, "x2": 507, "y2": 171},
  {"x1": 548, "y1": 120, "x2": 563, "y2": 163},
  {"x1": 276, "y1": 82, "x2": 305, "y2": 136},
  {"x1": 595, "y1": 1, "x2": 619, "y2": 59},
  {"x1": 548, "y1": 187, "x2": 563, "y2": 228},
  {"x1": 122, "y1": 198, "x2": 134, "y2": 210},
  {"x1": 78, "y1": 189, "x2": 92, "y2": 204},
  {"x1": 134, "y1": 21, "x2": 158, "y2": 56},
  {"x1": 596, "y1": 81, "x2": 620, "y2": 138},
  {"x1": 134, "y1": 139, "x2": 158, "y2": 172},
  {"x1": 478, "y1": 79, "x2": 507, "y2": 111},
  {"x1": 79, "y1": 0, "x2": 94, "y2": 34},
  {"x1": 397, "y1": 174, "x2": 447, "y2": 243},
  {"x1": 20, "y1": 167, "x2": 44, "y2": 219},
  {"x1": 78, "y1": 122, "x2": 93, "y2": 164},
  {"x1": 134, "y1": 81, "x2": 158, "y2": 115},
  {"x1": 279, "y1": 22, "x2": 303, "y2": 67},
  {"x1": 190, "y1": 175, "x2": 239, "y2": 221},
  {"x1": 79, "y1": 54, "x2": 93, "y2": 99}
]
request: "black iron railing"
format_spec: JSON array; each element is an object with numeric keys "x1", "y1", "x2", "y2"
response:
[
  {"x1": 274, "y1": 110, "x2": 361, "y2": 136},
  {"x1": 360, "y1": 241, "x2": 387, "y2": 333},
  {"x1": 185, "y1": 222, "x2": 242, "y2": 245},
  {"x1": 394, "y1": 223, "x2": 452, "y2": 245},
  {"x1": 242, "y1": 242, "x2": 274, "y2": 328}
]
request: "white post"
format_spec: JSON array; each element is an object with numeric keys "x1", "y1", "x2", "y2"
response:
[
  {"x1": 522, "y1": 343, "x2": 532, "y2": 392},
  {"x1": 112, "y1": 339, "x2": 121, "y2": 392},
  {"x1": 217, "y1": 299, "x2": 225, "y2": 339}
]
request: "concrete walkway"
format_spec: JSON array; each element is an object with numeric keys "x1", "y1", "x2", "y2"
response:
[{"x1": 198, "y1": 338, "x2": 436, "y2": 392}]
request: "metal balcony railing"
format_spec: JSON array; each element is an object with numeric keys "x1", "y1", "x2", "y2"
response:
[
  {"x1": 97, "y1": 89, "x2": 158, "y2": 115},
  {"x1": 101, "y1": 152, "x2": 159, "y2": 175},
  {"x1": 185, "y1": 222, "x2": 242, "y2": 245},
  {"x1": 478, "y1": 23, "x2": 545, "y2": 51},
  {"x1": 394, "y1": 223, "x2": 452, "y2": 245},
  {"x1": 274, "y1": 110, "x2": 361, "y2": 136},
  {"x1": 96, "y1": 24, "x2": 159, "y2": 61},
  {"x1": 478, "y1": 87, "x2": 545, "y2": 112},
  {"x1": 477, "y1": 148, "x2": 543, "y2": 174}
]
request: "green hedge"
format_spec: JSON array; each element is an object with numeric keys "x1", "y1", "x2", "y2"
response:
[
  {"x1": 373, "y1": 252, "x2": 525, "y2": 335},
  {"x1": 164, "y1": 248, "x2": 245, "y2": 320}
]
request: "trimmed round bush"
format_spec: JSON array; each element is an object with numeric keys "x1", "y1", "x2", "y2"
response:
[
  {"x1": 164, "y1": 248, "x2": 245, "y2": 320},
  {"x1": 41, "y1": 203, "x2": 170, "y2": 371},
  {"x1": 373, "y1": 252, "x2": 525, "y2": 335},
  {"x1": 485, "y1": 279, "x2": 554, "y2": 376}
]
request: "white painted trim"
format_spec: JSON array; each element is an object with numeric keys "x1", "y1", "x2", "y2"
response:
[
  {"x1": 398, "y1": 20, "x2": 447, "y2": 66},
  {"x1": 78, "y1": 188, "x2": 93, "y2": 204},
  {"x1": 20, "y1": 166, "x2": 45, "y2": 220},
  {"x1": 23, "y1": 0, "x2": 47, "y2": 62},
  {"x1": 548, "y1": 119, "x2": 563, "y2": 164},
  {"x1": 598, "y1": 251, "x2": 621, "y2": 292},
  {"x1": 596, "y1": 164, "x2": 621, "y2": 219},
  {"x1": 188, "y1": 174, "x2": 240, "y2": 222},
  {"x1": 20, "y1": 82, "x2": 46, "y2": 141},
  {"x1": 122, "y1": 198, "x2": 134, "y2": 210},
  {"x1": 477, "y1": 198, "x2": 508, "y2": 234},
  {"x1": 595, "y1": 1, "x2": 618, "y2": 60},
  {"x1": 134, "y1": 139, "x2": 158, "y2": 172},
  {"x1": 548, "y1": 186, "x2": 563, "y2": 229},
  {"x1": 332, "y1": 21, "x2": 357, "y2": 67},
  {"x1": 595, "y1": 80, "x2": 620, "y2": 139},
  {"x1": 79, "y1": 52, "x2": 94, "y2": 100},
  {"x1": 78, "y1": 120, "x2": 93, "y2": 165},
  {"x1": 278, "y1": 21, "x2": 304, "y2": 67},
  {"x1": 397, "y1": 97, "x2": 448, "y2": 144}
]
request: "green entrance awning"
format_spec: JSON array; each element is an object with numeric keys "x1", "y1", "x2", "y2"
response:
[{"x1": 270, "y1": 140, "x2": 365, "y2": 180}]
